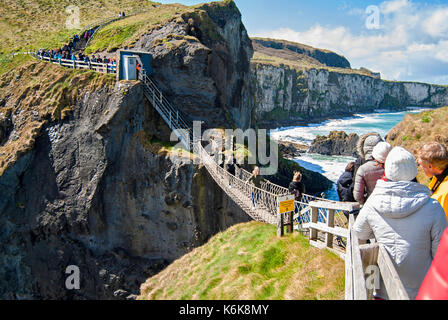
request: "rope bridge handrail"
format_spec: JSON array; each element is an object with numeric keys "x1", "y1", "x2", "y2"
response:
[{"x1": 194, "y1": 141, "x2": 279, "y2": 225}]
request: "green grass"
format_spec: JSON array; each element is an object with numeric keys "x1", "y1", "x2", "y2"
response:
[
  {"x1": 421, "y1": 111, "x2": 434, "y2": 123},
  {"x1": 84, "y1": 5, "x2": 192, "y2": 54},
  {"x1": 139, "y1": 222, "x2": 345, "y2": 300},
  {"x1": 0, "y1": 0, "x2": 158, "y2": 76}
]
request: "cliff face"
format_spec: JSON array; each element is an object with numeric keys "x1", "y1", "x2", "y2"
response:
[
  {"x1": 0, "y1": 77, "x2": 250, "y2": 300},
  {"x1": 131, "y1": 1, "x2": 254, "y2": 130},
  {"x1": 251, "y1": 40, "x2": 448, "y2": 129}
]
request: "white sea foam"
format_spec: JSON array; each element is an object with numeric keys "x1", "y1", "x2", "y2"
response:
[{"x1": 270, "y1": 107, "x2": 433, "y2": 200}]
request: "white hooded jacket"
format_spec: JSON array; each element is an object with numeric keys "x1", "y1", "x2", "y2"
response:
[{"x1": 353, "y1": 180, "x2": 447, "y2": 299}]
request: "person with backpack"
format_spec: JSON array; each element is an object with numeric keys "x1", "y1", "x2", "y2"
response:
[
  {"x1": 247, "y1": 166, "x2": 266, "y2": 210},
  {"x1": 337, "y1": 162, "x2": 356, "y2": 202}
]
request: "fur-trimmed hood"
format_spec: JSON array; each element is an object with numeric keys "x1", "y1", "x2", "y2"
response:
[{"x1": 356, "y1": 132, "x2": 383, "y2": 160}]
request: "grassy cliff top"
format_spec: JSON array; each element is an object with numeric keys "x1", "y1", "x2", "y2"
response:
[
  {"x1": 139, "y1": 222, "x2": 345, "y2": 300},
  {"x1": 0, "y1": 0, "x2": 166, "y2": 75},
  {"x1": 83, "y1": 0, "x2": 238, "y2": 54},
  {"x1": 387, "y1": 106, "x2": 448, "y2": 184},
  {"x1": 251, "y1": 37, "x2": 377, "y2": 77}
]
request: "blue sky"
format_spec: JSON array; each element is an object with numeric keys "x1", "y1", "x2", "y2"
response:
[{"x1": 159, "y1": 0, "x2": 448, "y2": 84}]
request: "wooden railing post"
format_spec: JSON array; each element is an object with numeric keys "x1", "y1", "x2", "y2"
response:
[
  {"x1": 309, "y1": 206, "x2": 318, "y2": 241},
  {"x1": 326, "y1": 209, "x2": 335, "y2": 248},
  {"x1": 277, "y1": 213, "x2": 284, "y2": 237},
  {"x1": 287, "y1": 211, "x2": 294, "y2": 233}
]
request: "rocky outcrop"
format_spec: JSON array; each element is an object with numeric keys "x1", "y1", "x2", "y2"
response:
[
  {"x1": 278, "y1": 140, "x2": 308, "y2": 159},
  {"x1": 131, "y1": 1, "x2": 255, "y2": 130},
  {"x1": 309, "y1": 131, "x2": 359, "y2": 157}
]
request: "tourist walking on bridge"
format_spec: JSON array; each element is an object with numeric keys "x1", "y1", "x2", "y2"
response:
[
  {"x1": 353, "y1": 147, "x2": 447, "y2": 299},
  {"x1": 417, "y1": 142, "x2": 448, "y2": 221},
  {"x1": 289, "y1": 171, "x2": 304, "y2": 202},
  {"x1": 247, "y1": 166, "x2": 266, "y2": 210}
]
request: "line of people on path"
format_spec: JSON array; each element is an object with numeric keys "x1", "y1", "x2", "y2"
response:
[
  {"x1": 336, "y1": 133, "x2": 448, "y2": 299},
  {"x1": 36, "y1": 28, "x2": 117, "y2": 70}
]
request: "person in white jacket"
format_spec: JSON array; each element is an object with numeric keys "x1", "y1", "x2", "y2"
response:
[{"x1": 353, "y1": 147, "x2": 448, "y2": 299}]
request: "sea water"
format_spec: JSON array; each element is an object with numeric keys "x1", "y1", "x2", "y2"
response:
[{"x1": 270, "y1": 108, "x2": 431, "y2": 200}]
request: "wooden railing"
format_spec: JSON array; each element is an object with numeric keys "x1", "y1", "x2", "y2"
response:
[
  {"x1": 34, "y1": 53, "x2": 117, "y2": 74},
  {"x1": 345, "y1": 214, "x2": 410, "y2": 300}
]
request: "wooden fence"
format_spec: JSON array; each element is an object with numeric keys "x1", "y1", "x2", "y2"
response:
[
  {"x1": 34, "y1": 54, "x2": 117, "y2": 74},
  {"x1": 345, "y1": 214, "x2": 410, "y2": 300}
]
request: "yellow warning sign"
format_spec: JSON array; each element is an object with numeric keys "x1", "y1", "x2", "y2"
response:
[{"x1": 279, "y1": 195, "x2": 295, "y2": 214}]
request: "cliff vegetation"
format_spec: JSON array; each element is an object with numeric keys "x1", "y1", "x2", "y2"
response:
[
  {"x1": 0, "y1": 0, "x2": 158, "y2": 76},
  {"x1": 387, "y1": 106, "x2": 448, "y2": 183}
]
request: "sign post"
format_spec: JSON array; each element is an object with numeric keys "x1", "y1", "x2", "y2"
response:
[{"x1": 277, "y1": 195, "x2": 295, "y2": 237}]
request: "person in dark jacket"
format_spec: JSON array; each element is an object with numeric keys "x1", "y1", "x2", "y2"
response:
[
  {"x1": 247, "y1": 166, "x2": 266, "y2": 209},
  {"x1": 289, "y1": 171, "x2": 304, "y2": 202},
  {"x1": 289, "y1": 171, "x2": 305, "y2": 224},
  {"x1": 337, "y1": 162, "x2": 356, "y2": 202}
]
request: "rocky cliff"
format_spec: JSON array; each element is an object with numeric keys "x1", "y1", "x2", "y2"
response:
[
  {"x1": 252, "y1": 39, "x2": 448, "y2": 128},
  {"x1": 129, "y1": 1, "x2": 255, "y2": 130},
  {"x1": 0, "y1": 61, "x2": 252, "y2": 299}
]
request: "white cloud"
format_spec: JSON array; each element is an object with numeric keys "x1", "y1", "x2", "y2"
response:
[
  {"x1": 251, "y1": 0, "x2": 448, "y2": 84},
  {"x1": 424, "y1": 8, "x2": 448, "y2": 38},
  {"x1": 380, "y1": 0, "x2": 410, "y2": 14}
]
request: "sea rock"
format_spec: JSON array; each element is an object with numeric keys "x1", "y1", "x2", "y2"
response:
[
  {"x1": 309, "y1": 131, "x2": 359, "y2": 157},
  {"x1": 278, "y1": 141, "x2": 308, "y2": 159}
]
